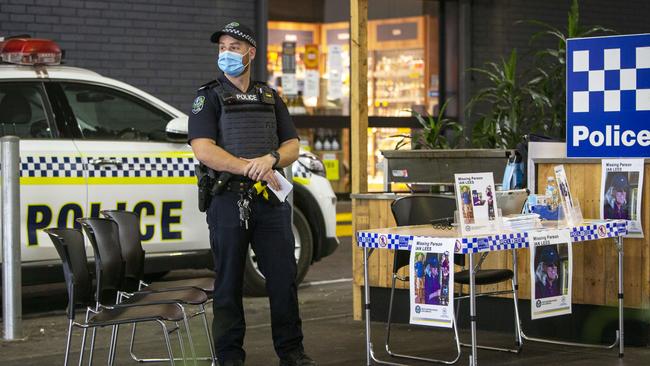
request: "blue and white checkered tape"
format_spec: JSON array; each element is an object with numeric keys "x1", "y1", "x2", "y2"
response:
[
  {"x1": 19, "y1": 156, "x2": 196, "y2": 178},
  {"x1": 356, "y1": 232, "x2": 401, "y2": 249},
  {"x1": 357, "y1": 221, "x2": 628, "y2": 252},
  {"x1": 461, "y1": 232, "x2": 529, "y2": 253},
  {"x1": 570, "y1": 221, "x2": 623, "y2": 241}
]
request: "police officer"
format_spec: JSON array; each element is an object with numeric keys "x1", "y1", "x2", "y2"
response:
[{"x1": 188, "y1": 22, "x2": 316, "y2": 366}]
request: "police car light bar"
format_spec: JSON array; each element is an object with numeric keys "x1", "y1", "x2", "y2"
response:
[{"x1": 0, "y1": 38, "x2": 62, "y2": 65}]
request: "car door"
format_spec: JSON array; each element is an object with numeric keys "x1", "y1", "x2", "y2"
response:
[
  {"x1": 58, "y1": 81, "x2": 206, "y2": 254},
  {"x1": 0, "y1": 81, "x2": 86, "y2": 264}
]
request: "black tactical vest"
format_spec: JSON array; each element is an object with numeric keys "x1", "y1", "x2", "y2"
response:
[{"x1": 210, "y1": 79, "x2": 279, "y2": 159}]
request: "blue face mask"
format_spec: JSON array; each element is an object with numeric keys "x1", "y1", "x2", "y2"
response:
[{"x1": 217, "y1": 50, "x2": 250, "y2": 76}]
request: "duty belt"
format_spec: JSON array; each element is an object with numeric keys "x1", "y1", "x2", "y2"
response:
[{"x1": 225, "y1": 180, "x2": 254, "y2": 192}]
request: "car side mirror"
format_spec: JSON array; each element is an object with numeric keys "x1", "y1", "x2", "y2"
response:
[{"x1": 165, "y1": 117, "x2": 188, "y2": 141}]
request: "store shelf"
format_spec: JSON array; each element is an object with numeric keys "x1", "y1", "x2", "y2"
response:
[{"x1": 370, "y1": 71, "x2": 423, "y2": 78}]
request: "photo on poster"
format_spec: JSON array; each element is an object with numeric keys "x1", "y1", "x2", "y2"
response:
[
  {"x1": 455, "y1": 173, "x2": 499, "y2": 235},
  {"x1": 409, "y1": 238, "x2": 455, "y2": 328},
  {"x1": 554, "y1": 165, "x2": 582, "y2": 225},
  {"x1": 600, "y1": 159, "x2": 644, "y2": 237},
  {"x1": 530, "y1": 229, "x2": 573, "y2": 320}
]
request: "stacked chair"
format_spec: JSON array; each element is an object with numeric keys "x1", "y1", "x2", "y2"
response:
[
  {"x1": 99, "y1": 210, "x2": 216, "y2": 364},
  {"x1": 48, "y1": 211, "x2": 218, "y2": 366},
  {"x1": 46, "y1": 227, "x2": 188, "y2": 366},
  {"x1": 385, "y1": 195, "x2": 523, "y2": 364}
]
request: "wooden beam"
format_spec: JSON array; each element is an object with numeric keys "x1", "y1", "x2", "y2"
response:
[{"x1": 350, "y1": 0, "x2": 368, "y2": 195}]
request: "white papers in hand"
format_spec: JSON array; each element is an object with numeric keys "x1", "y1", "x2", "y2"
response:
[{"x1": 268, "y1": 170, "x2": 293, "y2": 202}]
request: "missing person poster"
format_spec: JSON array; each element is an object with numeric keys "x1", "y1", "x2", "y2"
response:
[
  {"x1": 554, "y1": 165, "x2": 582, "y2": 225},
  {"x1": 530, "y1": 229, "x2": 573, "y2": 320},
  {"x1": 409, "y1": 237, "x2": 455, "y2": 328},
  {"x1": 600, "y1": 159, "x2": 644, "y2": 238},
  {"x1": 454, "y1": 173, "x2": 500, "y2": 236}
]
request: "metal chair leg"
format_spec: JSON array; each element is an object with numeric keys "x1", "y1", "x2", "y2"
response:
[
  {"x1": 109, "y1": 324, "x2": 121, "y2": 366},
  {"x1": 158, "y1": 321, "x2": 175, "y2": 366},
  {"x1": 175, "y1": 322, "x2": 188, "y2": 366},
  {"x1": 64, "y1": 319, "x2": 74, "y2": 366},
  {"x1": 78, "y1": 308, "x2": 91, "y2": 366},
  {"x1": 87, "y1": 327, "x2": 97, "y2": 365},
  {"x1": 458, "y1": 282, "x2": 522, "y2": 354},
  {"x1": 385, "y1": 273, "x2": 461, "y2": 364},
  {"x1": 108, "y1": 292, "x2": 123, "y2": 365},
  {"x1": 180, "y1": 307, "x2": 198, "y2": 365},
  {"x1": 129, "y1": 305, "x2": 211, "y2": 363},
  {"x1": 511, "y1": 280, "x2": 523, "y2": 348},
  {"x1": 384, "y1": 273, "x2": 398, "y2": 354},
  {"x1": 199, "y1": 304, "x2": 217, "y2": 362},
  {"x1": 128, "y1": 323, "x2": 139, "y2": 362}
]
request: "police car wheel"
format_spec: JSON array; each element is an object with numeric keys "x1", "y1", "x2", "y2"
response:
[{"x1": 243, "y1": 207, "x2": 313, "y2": 297}]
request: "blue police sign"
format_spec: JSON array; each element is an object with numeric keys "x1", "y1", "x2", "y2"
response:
[{"x1": 567, "y1": 34, "x2": 650, "y2": 157}]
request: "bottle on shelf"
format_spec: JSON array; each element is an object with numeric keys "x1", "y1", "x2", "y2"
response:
[
  {"x1": 294, "y1": 91, "x2": 307, "y2": 115},
  {"x1": 314, "y1": 128, "x2": 323, "y2": 151},
  {"x1": 323, "y1": 129, "x2": 332, "y2": 151},
  {"x1": 331, "y1": 130, "x2": 340, "y2": 151},
  {"x1": 545, "y1": 176, "x2": 559, "y2": 211}
]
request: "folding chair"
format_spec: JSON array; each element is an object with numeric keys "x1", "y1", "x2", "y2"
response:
[
  {"x1": 100, "y1": 210, "x2": 216, "y2": 364},
  {"x1": 387, "y1": 195, "x2": 523, "y2": 364},
  {"x1": 387, "y1": 194, "x2": 461, "y2": 364},
  {"x1": 45, "y1": 228, "x2": 187, "y2": 366},
  {"x1": 77, "y1": 217, "x2": 210, "y2": 365}
]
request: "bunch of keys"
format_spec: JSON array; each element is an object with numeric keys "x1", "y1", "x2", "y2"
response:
[{"x1": 238, "y1": 192, "x2": 252, "y2": 229}]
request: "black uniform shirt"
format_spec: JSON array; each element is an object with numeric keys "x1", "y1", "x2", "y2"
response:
[{"x1": 188, "y1": 73, "x2": 298, "y2": 151}]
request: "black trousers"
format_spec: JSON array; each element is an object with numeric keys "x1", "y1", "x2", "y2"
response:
[{"x1": 207, "y1": 191, "x2": 304, "y2": 362}]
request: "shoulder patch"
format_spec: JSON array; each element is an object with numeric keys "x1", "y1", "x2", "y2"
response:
[
  {"x1": 198, "y1": 79, "x2": 220, "y2": 91},
  {"x1": 192, "y1": 95, "x2": 206, "y2": 114}
]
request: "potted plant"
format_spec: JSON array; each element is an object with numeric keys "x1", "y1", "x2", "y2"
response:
[{"x1": 382, "y1": 99, "x2": 515, "y2": 192}]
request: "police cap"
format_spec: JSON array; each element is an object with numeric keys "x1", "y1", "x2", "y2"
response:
[
  {"x1": 611, "y1": 174, "x2": 629, "y2": 191},
  {"x1": 540, "y1": 247, "x2": 559, "y2": 266},
  {"x1": 210, "y1": 22, "x2": 257, "y2": 47}
]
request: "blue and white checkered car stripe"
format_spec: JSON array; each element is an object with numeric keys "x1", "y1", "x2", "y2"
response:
[
  {"x1": 86, "y1": 156, "x2": 196, "y2": 178},
  {"x1": 21, "y1": 156, "x2": 84, "y2": 177},
  {"x1": 19, "y1": 156, "x2": 196, "y2": 179},
  {"x1": 292, "y1": 163, "x2": 312, "y2": 179}
]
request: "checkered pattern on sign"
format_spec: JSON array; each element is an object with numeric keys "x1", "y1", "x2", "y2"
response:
[
  {"x1": 571, "y1": 46, "x2": 650, "y2": 113},
  {"x1": 87, "y1": 156, "x2": 196, "y2": 178},
  {"x1": 356, "y1": 232, "x2": 401, "y2": 249},
  {"x1": 21, "y1": 156, "x2": 84, "y2": 178}
]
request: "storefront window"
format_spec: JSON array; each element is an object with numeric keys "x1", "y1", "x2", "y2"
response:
[
  {"x1": 268, "y1": 0, "x2": 444, "y2": 192},
  {"x1": 268, "y1": 0, "x2": 440, "y2": 117}
]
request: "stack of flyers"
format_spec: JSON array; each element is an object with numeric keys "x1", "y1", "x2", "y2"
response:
[{"x1": 502, "y1": 213, "x2": 542, "y2": 231}]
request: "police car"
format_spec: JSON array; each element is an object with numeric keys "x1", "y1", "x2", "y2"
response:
[{"x1": 0, "y1": 37, "x2": 338, "y2": 296}]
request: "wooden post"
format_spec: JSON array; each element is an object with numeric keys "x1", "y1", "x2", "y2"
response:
[
  {"x1": 350, "y1": 0, "x2": 368, "y2": 195},
  {"x1": 350, "y1": 0, "x2": 368, "y2": 320}
]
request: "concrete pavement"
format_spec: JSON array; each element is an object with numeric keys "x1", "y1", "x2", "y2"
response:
[{"x1": 2, "y1": 204, "x2": 650, "y2": 365}]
